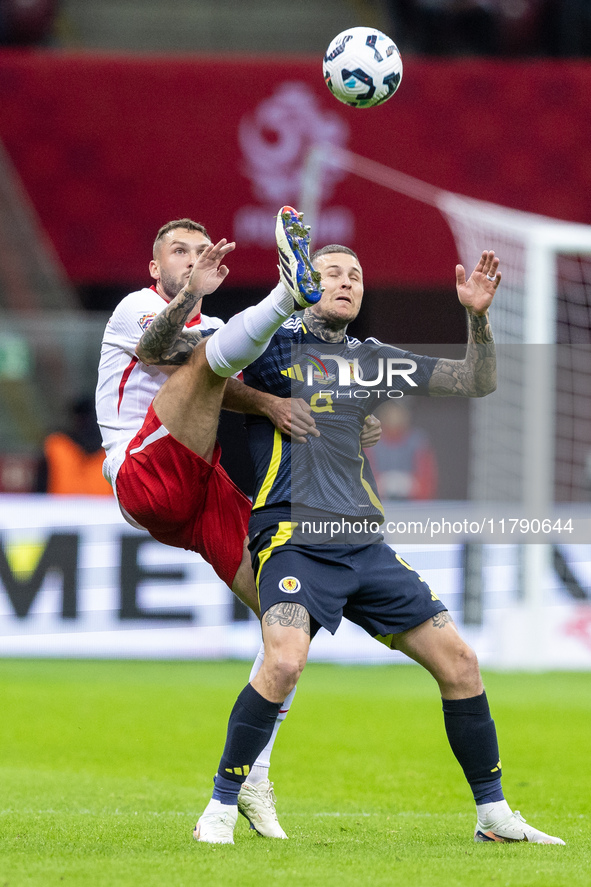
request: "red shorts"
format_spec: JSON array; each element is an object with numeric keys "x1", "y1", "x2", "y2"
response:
[{"x1": 116, "y1": 404, "x2": 251, "y2": 588}]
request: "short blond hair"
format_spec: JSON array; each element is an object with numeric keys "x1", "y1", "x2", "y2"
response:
[
  {"x1": 153, "y1": 218, "x2": 210, "y2": 256},
  {"x1": 311, "y1": 244, "x2": 359, "y2": 264}
]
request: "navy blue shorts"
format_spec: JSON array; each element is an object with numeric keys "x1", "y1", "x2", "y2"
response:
[{"x1": 249, "y1": 522, "x2": 447, "y2": 645}]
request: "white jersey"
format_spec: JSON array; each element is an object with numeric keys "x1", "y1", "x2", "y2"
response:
[{"x1": 96, "y1": 286, "x2": 224, "y2": 485}]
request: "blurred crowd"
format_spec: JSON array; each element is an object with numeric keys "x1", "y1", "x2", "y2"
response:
[
  {"x1": 2, "y1": 0, "x2": 591, "y2": 57},
  {"x1": 386, "y1": 0, "x2": 591, "y2": 56},
  {"x1": 0, "y1": 0, "x2": 57, "y2": 45}
]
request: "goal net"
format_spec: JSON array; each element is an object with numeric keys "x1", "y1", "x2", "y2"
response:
[{"x1": 438, "y1": 191, "x2": 591, "y2": 510}]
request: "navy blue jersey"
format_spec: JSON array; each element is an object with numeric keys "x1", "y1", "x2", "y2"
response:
[{"x1": 243, "y1": 316, "x2": 437, "y2": 530}]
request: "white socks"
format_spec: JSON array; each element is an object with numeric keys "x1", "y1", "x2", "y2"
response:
[
  {"x1": 476, "y1": 799, "x2": 511, "y2": 826},
  {"x1": 205, "y1": 283, "x2": 295, "y2": 377},
  {"x1": 244, "y1": 642, "x2": 297, "y2": 786}
]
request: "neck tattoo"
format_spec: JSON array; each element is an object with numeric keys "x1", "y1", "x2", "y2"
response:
[{"x1": 303, "y1": 309, "x2": 347, "y2": 343}]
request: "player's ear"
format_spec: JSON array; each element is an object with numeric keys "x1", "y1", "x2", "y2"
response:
[{"x1": 149, "y1": 259, "x2": 159, "y2": 282}]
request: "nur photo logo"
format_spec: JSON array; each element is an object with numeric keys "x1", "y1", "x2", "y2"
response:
[{"x1": 304, "y1": 353, "x2": 418, "y2": 390}]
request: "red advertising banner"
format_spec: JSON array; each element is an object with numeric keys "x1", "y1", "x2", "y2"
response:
[{"x1": 0, "y1": 51, "x2": 590, "y2": 288}]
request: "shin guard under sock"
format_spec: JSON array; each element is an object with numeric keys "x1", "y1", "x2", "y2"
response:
[
  {"x1": 212, "y1": 684, "x2": 282, "y2": 804},
  {"x1": 442, "y1": 691, "x2": 504, "y2": 804}
]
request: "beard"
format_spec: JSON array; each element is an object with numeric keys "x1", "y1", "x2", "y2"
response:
[{"x1": 159, "y1": 268, "x2": 186, "y2": 300}]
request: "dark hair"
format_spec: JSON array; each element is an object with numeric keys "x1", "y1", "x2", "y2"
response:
[
  {"x1": 153, "y1": 218, "x2": 210, "y2": 256},
  {"x1": 311, "y1": 244, "x2": 359, "y2": 264}
]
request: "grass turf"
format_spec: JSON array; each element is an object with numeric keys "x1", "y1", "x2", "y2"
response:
[{"x1": 0, "y1": 659, "x2": 588, "y2": 886}]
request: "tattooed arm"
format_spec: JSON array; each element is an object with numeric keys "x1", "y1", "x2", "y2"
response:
[
  {"x1": 428, "y1": 311, "x2": 497, "y2": 397},
  {"x1": 428, "y1": 249, "x2": 500, "y2": 397},
  {"x1": 135, "y1": 287, "x2": 205, "y2": 366}
]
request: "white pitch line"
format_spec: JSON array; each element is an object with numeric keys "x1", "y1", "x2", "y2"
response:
[{"x1": 0, "y1": 809, "x2": 470, "y2": 818}]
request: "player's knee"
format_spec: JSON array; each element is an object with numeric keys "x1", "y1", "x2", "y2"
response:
[
  {"x1": 275, "y1": 650, "x2": 306, "y2": 685},
  {"x1": 458, "y1": 641, "x2": 479, "y2": 677},
  {"x1": 436, "y1": 638, "x2": 481, "y2": 696},
  {"x1": 264, "y1": 648, "x2": 306, "y2": 695}
]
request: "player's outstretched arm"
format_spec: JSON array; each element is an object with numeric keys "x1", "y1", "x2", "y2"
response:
[
  {"x1": 428, "y1": 250, "x2": 499, "y2": 397},
  {"x1": 136, "y1": 239, "x2": 235, "y2": 366}
]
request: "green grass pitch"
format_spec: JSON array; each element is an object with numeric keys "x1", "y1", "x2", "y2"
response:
[{"x1": 0, "y1": 659, "x2": 588, "y2": 887}]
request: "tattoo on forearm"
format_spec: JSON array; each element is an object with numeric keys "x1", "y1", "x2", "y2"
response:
[
  {"x1": 431, "y1": 611, "x2": 453, "y2": 629},
  {"x1": 153, "y1": 330, "x2": 204, "y2": 365},
  {"x1": 264, "y1": 602, "x2": 310, "y2": 635},
  {"x1": 137, "y1": 287, "x2": 203, "y2": 364},
  {"x1": 428, "y1": 312, "x2": 496, "y2": 397},
  {"x1": 467, "y1": 313, "x2": 493, "y2": 345}
]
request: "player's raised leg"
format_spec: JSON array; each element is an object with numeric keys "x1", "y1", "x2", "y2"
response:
[
  {"x1": 152, "y1": 338, "x2": 231, "y2": 462},
  {"x1": 203, "y1": 205, "x2": 323, "y2": 378},
  {"x1": 391, "y1": 615, "x2": 565, "y2": 845},
  {"x1": 152, "y1": 208, "x2": 322, "y2": 460}
]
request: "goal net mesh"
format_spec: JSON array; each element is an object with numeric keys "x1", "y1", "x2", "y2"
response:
[
  {"x1": 439, "y1": 192, "x2": 591, "y2": 506},
  {"x1": 555, "y1": 256, "x2": 591, "y2": 502}
]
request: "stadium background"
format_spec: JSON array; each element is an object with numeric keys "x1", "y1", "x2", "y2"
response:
[{"x1": 0, "y1": 0, "x2": 590, "y2": 670}]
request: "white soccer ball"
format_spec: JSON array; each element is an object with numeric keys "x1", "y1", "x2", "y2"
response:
[{"x1": 323, "y1": 27, "x2": 403, "y2": 109}]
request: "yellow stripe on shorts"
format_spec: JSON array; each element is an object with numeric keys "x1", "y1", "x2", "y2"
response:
[
  {"x1": 253, "y1": 428, "x2": 283, "y2": 510},
  {"x1": 255, "y1": 521, "x2": 298, "y2": 596}
]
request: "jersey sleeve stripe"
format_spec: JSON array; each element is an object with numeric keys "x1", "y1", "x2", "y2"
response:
[
  {"x1": 253, "y1": 428, "x2": 284, "y2": 510},
  {"x1": 117, "y1": 356, "x2": 139, "y2": 414}
]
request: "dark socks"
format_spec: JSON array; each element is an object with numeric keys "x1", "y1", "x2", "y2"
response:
[
  {"x1": 442, "y1": 691, "x2": 504, "y2": 804},
  {"x1": 212, "y1": 683, "x2": 282, "y2": 805}
]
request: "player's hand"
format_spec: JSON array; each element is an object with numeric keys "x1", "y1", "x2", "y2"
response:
[
  {"x1": 360, "y1": 414, "x2": 382, "y2": 448},
  {"x1": 186, "y1": 238, "x2": 236, "y2": 297},
  {"x1": 267, "y1": 397, "x2": 320, "y2": 443},
  {"x1": 456, "y1": 249, "x2": 501, "y2": 316}
]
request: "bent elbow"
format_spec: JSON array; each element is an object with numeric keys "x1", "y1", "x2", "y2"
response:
[
  {"x1": 135, "y1": 344, "x2": 155, "y2": 365},
  {"x1": 485, "y1": 374, "x2": 498, "y2": 395},
  {"x1": 473, "y1": 379, "x2": 497, "y2": 397}
]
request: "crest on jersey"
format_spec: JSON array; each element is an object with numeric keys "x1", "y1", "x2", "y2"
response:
[
  {"x1": 278, "y1": 576, "x2": 301, "y2": 594},
  {"x1": 138, "y1": 313, "x2": 157, "y2": 332}
]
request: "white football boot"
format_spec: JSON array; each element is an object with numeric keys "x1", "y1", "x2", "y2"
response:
[
  {"x1": 193, "y1": 799, "x2": 238, "y2": 844},
  {"x1": 475, "y1": 806, "x2": 565, "y2": 844},
  {"x1": 238, "y1": 779, "x2": 288, "y2": 839}
]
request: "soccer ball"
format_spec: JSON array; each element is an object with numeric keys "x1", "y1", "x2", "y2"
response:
[{"x1": 323, "y1": 27, "x2": 403, "y2": 109}]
